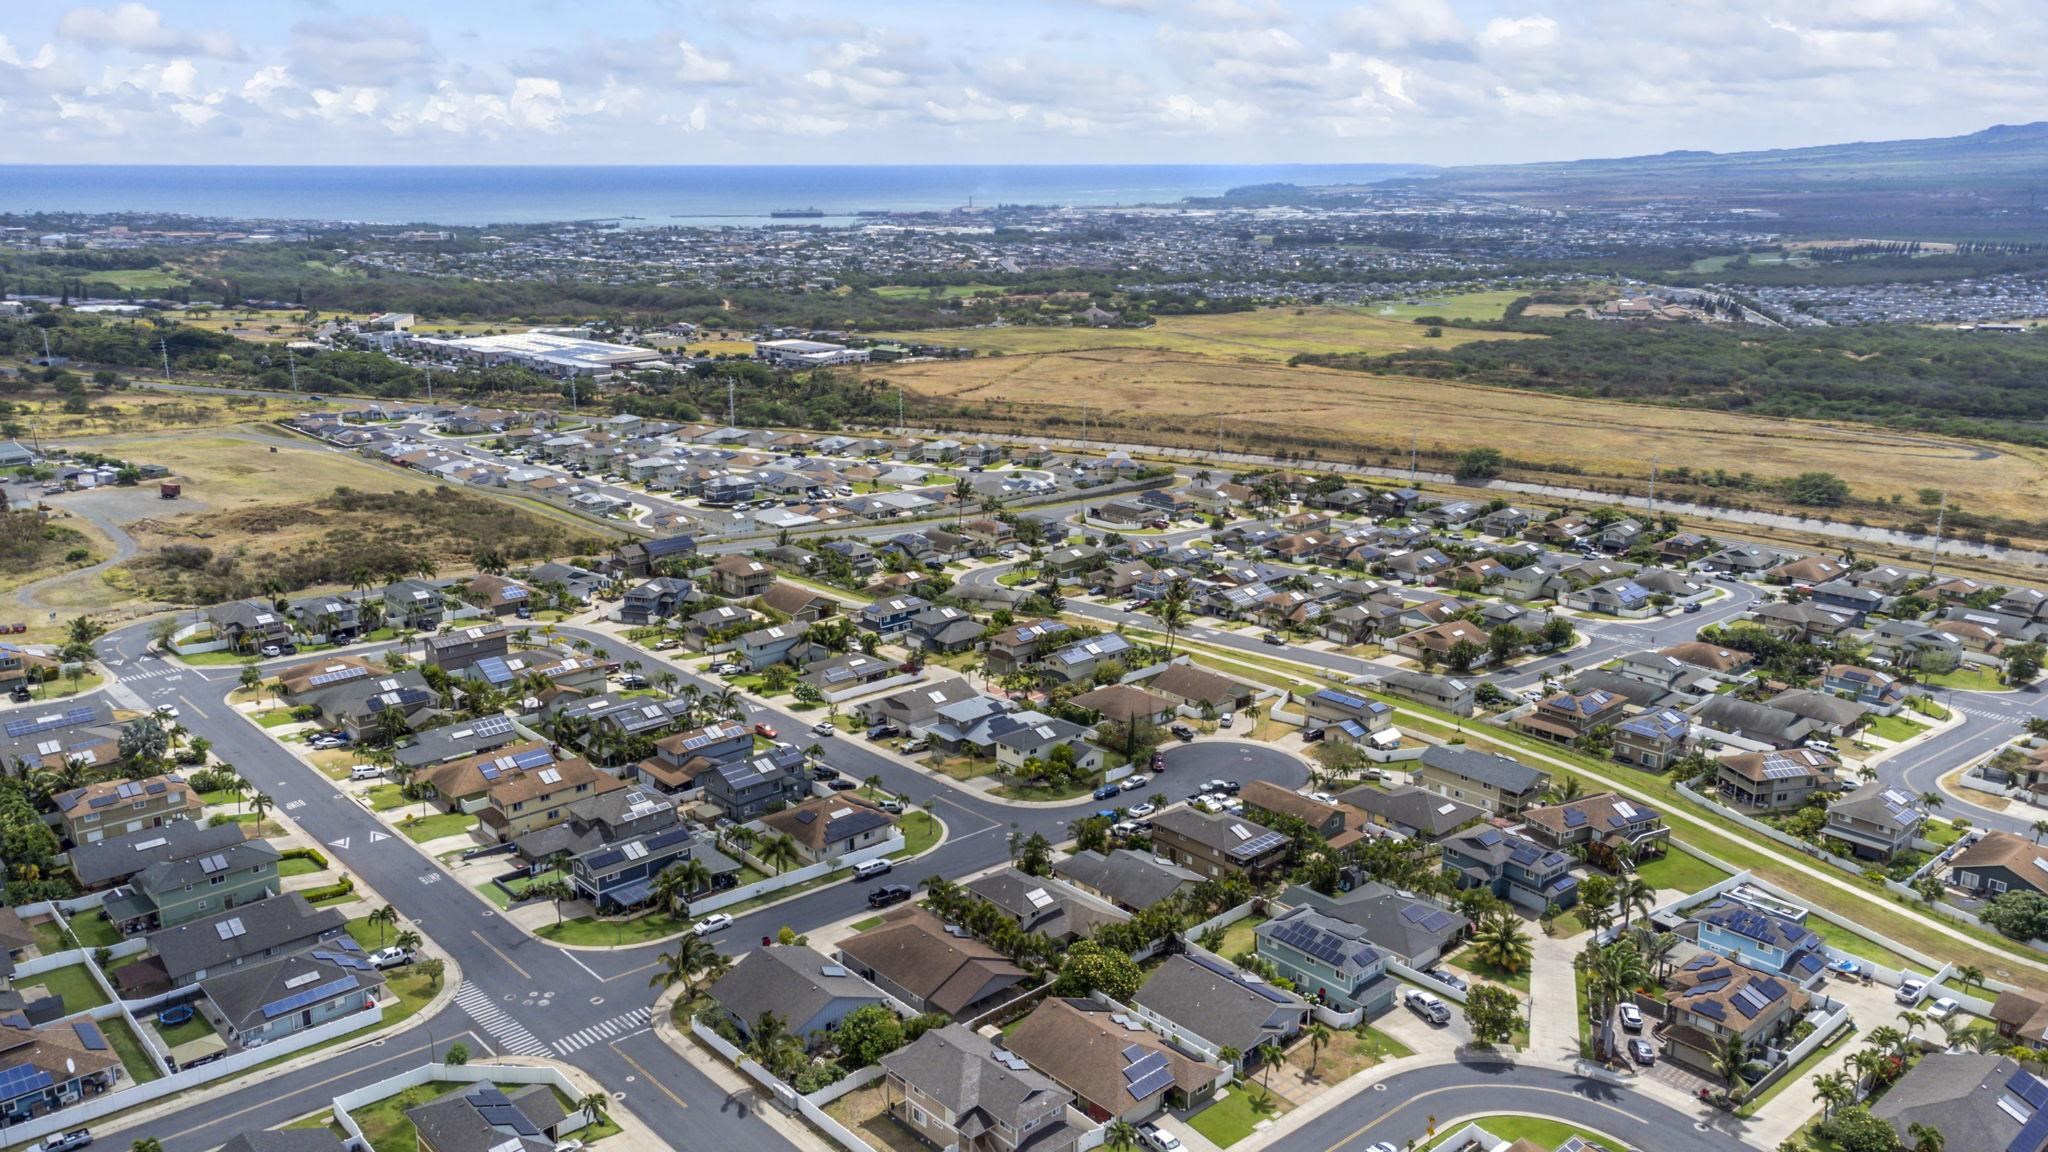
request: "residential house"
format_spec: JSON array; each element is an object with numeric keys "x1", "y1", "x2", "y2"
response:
[
  {"x1": 382, "y1": 579, "x2": 446, "y2": 631},
  {"x1": 1148, "y1": 808, "x2": 1291, "y2": 881},
  {"x1": 1416, "y1": 745, "x2": 1549, "y2": 816},
  {"x1": 1254, "y1": 907, "x2": 1397, "y2": 1016},
  {"x1": 1748, "y1": 601, "x2": 1858, "y2": 643},
  {"x1": 1870, "y1": 1054, "x2": 2046, "y2": 1152},
  {"x1": 710, "y1": 555, "x2": 777, "y2": 598},
  {"x1": 286, "y1": 595, "x2": 364, "y2": 644},
  {"x1": 963, "y1": 869, "x2": 1129, "y2": 945},
  {"x1": 1613, "y1": 709, "x2": 1692, "y2": 771},
  {"x1": 758, "y1": 581, "x2": 838, "y2": 625},
  {"x1": 0, "y1": 1017, "x2": 121, "y2": 1124},
  {"x1": 1562, "y1": 577, "x2": 1654, "y2": 618},
  {"x1": 1658, "y1": 533, "x2": 1713, "y2": 565},
  {"x1": 1716, "y1": 748, "x2": 1838, "y2": 813},
  {"x1": 1821, "y1": 665, "x2": 1907, "y2": 712},
  {"x1": 1520, "y1": 792, "x2": 1670, "y2": 864},
  {"x1": 1656, "y1": 642, "x2": 1756, "y2": 683},
  {"x1": 1440, "y1": 825, "x2": 1578, "y2": 913},
  {"x1": 612, "y1": 534, "x2": 697, "y2": 578},
  {"x1": 683, "y1": 605, "x2": 756, "y2": 649},
  {"x1": 984, "y1": 621, "x2": 1070, "y2": 676},
  {"x1": 1240, "y1": 781, "x2": 1368, "y2": 850},
  {"x1": 1688, "y1": 897, "x2": 1828, "y2": 983},
  {"x1": 702, "y1": 746, "x2": 810, "y2": 821},
  {"x1": 1949, "y1": 831, "x2": 2048, "y2": 901},
  {"x1": 1132, "y1": 953, "x2": 1308, "y2": 1073},
  {"x1": 860, "y1": 595, "x2": 931, "y2": 637},
  {"x1": 906, "y1": 606, "x2": 985, "y2": 654},
  {"x1": 1041, "y1": 633, "x2": 1134, "y2": 685},
  {"x1": 1006, "y1": 998, "x2": 1224, "y2": 1124},
  {"x1": 1334, "y1": 784, "x2": 1485, "y2": 843},
  {"x1": 199, "y1": 949, "x2": 384, "y2": 1048},
  {"x1": 422, "y1": 624, "x2": 508, "y2": 673},
  {"x1": 1690, "y1": 697, "x2": 1817, "y2": 750},
  {"x1": 206, "y1": 600, "x2": 293, "y2": 652},
  {"x1": 475, "y1": 755, "x2": 624, "y2": 843},
  {"x1": 1515, "y1": 689, "x2": 1627, "y2": 745},
  {"x1": 1373, "y1": 670, "x2": 1475, "y2": 717},
  {"x1": 67, "y1": 820, "x2": 249, "y2": 892},
  {"x1": 528, "y1": 561, "x2": 610, "y2": 603},
  {"x1": 709, "y1": 944, "x2": 891, "y2": 1047},
  {"x1": 1390, "y1": 620, "x2": 1489, "y2": 666},
  {"x1": 1659, "y1": 954, "x2": 1809, "y2": 1079},
  {"x1": 1147, "y1": 663, "x2": 1252, "y2": 713},
  {"x1": 837, "y1": 908, "x2": 1030, "y2": 1018},
  {"x1": 1810, "y1": 579, "x2": 1886, "y2": 617},
  {"x1": 734, "y1": 623, "x2": 807, "y2": 671},
  {"x1": 759, "y1": 795, "x2": 899, "y2": 865},
  {"x1": 100, "y1": 838, "x2": 279, "y2": 933},
  {"x1": 1067, "y1": 683, "x2": 1177, "y2": 728},
  {"x1": 880, "y1": 1025, "x2": 1082, "y2": 1152},
  {"x1": 130, "y1": 893, "x2": 347, "y2": 992},
  {"x1": 993, "y1": 717, "x2": 1105, "y2": 775},
  {"x1": 618, "y1": 577, "x2": 695, "y2": 626},
  {"x1": 1052, "y1": 850, "x2": 1202, "y2": 914},
  {"x1": 1766, "y1": 689, "x2": 1867, "y2": 736},
  {"x1": 1704, "y1": 544, "x2": 1789, "y2": 574},
  {"x1": 570, "y1": 824, "x2": 735, "y2": 911},
  {"x1": 1991, "y1": 992, "x2": 2048, "y2": 1051},
  {"x1": 54, "y1": 773, "x2": 199, "y2": 845},
  {"x1": 1823, "y1": 783, "x2": 1927, "y2": 860}
]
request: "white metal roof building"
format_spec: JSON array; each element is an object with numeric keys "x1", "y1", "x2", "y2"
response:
[
  {"x1": 754, "y1": 339, "x2": 871, "y2": 368},
  {"x1": 405, "y1": 331, "x2": 665, "y2": 377}
]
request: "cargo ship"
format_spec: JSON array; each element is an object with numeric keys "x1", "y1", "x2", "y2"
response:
[{"x1": 769, "y1": 207, "x2": 826, "y2": 218}]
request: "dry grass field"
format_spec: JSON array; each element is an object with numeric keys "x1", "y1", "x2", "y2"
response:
[
  {"x1": 874, "y1": 304, "x2": 1535, "y2": 362},
  {"x1": 13, "y1": 389, "x2": 350, "y2": 438},
  {"x1": 876, "y1": 345, "x2": 2048, "y2": 525}
]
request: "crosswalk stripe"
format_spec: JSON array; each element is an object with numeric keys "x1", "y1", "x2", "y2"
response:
[
  {"x1": 553, "y1": 1006, "x2": 651, "y2": 1054},
  {"x1": 454, "y1": 982, "x2": 550, "y2": 1056}
]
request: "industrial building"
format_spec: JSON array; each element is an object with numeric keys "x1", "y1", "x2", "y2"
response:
[
  {"x1": 753, "y1": 339, "x2": 871, "y2": 368},
  {"x1": 403, "y1": 331, "x2": 666, "y2": 377}
]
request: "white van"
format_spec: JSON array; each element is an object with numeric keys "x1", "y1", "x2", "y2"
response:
[
  {"x1": 349, "y1": 764, "x2": 385, "y2": 781},
  {"x1": 852, "y1": 859, "x2": 894, "y2": 880}
]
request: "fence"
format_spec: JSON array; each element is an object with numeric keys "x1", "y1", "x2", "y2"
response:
[
  {"x1": 1388, "y1": 959, "x2": 1469, "y2": 1005},
  {"x1": 685, "y1": 832, "x2": 904, "y2": 916},
  {"x1": 1744, "y1": 997, "x2": 1855, "y2": 1102},
  {"x1": 0, "y1": 1000, "x2": 386, "y2": 1149},
  {"x1": 330, "y1": 1060, "x2": 596, "y2": 1150},
  {"x1": 801, "y1": 1062, "x2": 887, "y2": 1108},
  {"x1": 1673, "y1": 781, "x2": 1871, "y2": 878},
  {"x1": 1182, "y1": 900, "x2": 1258, "y2": 946}
]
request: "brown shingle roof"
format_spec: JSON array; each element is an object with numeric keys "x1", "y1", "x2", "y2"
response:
[
  {"x1": 1005, "y1": 998, "x2": 1223, "y2": 1114},
  {"x1": 837, "y1": 908, "x2": 1028, "y2": 1016}
]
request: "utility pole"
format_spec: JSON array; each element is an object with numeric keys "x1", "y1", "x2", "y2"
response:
[
  {"x1": 1647, "y1": 456, "x2": 1658, "y2": 517},
  {"x1": 1408, "y1": 432, "x2": 1418, "y2": 485},
  {"x1": 727, "y1": 378, "x2": 736, "y2": 428},
  {"x1": 896, "y1": 385, "x2": 904, "y2": 430},
  {"x1": 287, "y1": 347, "x2": 299, "y2": 393},
  {"x1": 158, "y1": 335, "x2": 171, "y2": 379},
  {"x1": 1927, "y1": 492, "x2": 1946, "y2": 577},
  {"x1": 1216, "y1": 416, "x2": 1224, "y2": 456}
]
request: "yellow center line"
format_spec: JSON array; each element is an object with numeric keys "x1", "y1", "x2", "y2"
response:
[
  {"x1": 605, "y1": 961, "x2": 659, "y2": 983},
  {"x1": 472, "y1": 928, "x2": 532, "y2": 979},
  {"x1": 611, "y1": 1039, "x2": 688, "y2": 1108}
]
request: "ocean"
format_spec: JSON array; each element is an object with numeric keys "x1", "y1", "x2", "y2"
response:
[{"x1": 0, "y1": 163, "x2": 1421, "y2": 228}]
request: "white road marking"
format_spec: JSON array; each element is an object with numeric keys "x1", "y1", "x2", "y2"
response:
[
  {"x1": 554, "y1": 1007, "x2": 653, "y2": 1054},
  {"x1": 328, "y1": 837, "x2": 351, "y2": 849},
  {"x1": 454, "y1": 981, "x2": 550, "y2": 1057}
]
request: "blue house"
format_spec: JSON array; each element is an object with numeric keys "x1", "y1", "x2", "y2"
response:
[
  {"x1": 860, "y1": 595, "x2": 931, "y2": 636},
  {"x1": 1254, "y1": 907, "x2": 1397, "y2": 1016},
  {"x1": 1439, "y1": 825, "x2": 1578, "y2": 912},
  {"x1": 570, "y1": 825, "x2": 737, "y2": 910},
  {"x1": 1689, "y1": 897, "x2": 1828, "y2": 982}
]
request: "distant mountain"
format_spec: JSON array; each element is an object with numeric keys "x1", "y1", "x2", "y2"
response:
[{"x1": 1393, "y1": 122, "x2": 2048, "y2": 239}]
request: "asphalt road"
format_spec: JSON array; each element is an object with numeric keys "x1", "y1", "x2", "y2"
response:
[{"x1": 75, "y1": 617, "x2": 1319, "y2": 1151}]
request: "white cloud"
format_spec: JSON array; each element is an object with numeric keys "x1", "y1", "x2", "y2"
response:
[
  {"x1": 1478, "y1": 15, "x2": 1558, "y2": 49},
  {"x1": 675, "y1": 40, "x2": 740, "y2": 85},
  {"x1": 58, "y1": 4, "x2": 240, "y2": 60}
]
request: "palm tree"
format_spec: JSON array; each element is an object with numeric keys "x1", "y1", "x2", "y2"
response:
[
  {"x1": 654, "y1": 858, "x2": 713, "y2": 915},
  {"x1": 368, "y1": 904, "x2": 400, "y2": 945},
  {"x1": 1613, "y1": 875, "x2": 1654, "y2": 931},
  {"x1": 1812, "y1": 1070, "x2": 1853, "y2": 1120},
  {"x1": 2034, "y1": 821, "x2": 2048, "y2": 845},
  {"x1": 1256, "y1": 1041, "x2": 1283, "y2": 1089},
  {"x1": 1866, "y1": 1024, "x2": 1910, "y2": 1060},
  {"x1": 248, "y1": 790, "x2": 275, "y2": 833},
  {"x1": 1156, "y1": 578, "x2": 1191, "y2": 655},
  {"x1": 1471, "y1": 909, "x2": 1534, "y2": 975},
  {"x1": 651, "y1": 936, "x2": 718, "y2": 994},
  {"x1": 395, "y1": 929, "x2": 423, "y2": 954},
  {"x1": 1956, "y1": 964, "x2": 1986, "y2": 995},
  {"x1": 1544, "y1": 775, "x2": 1584, "y2": 805},
  {"x1": 1847, "y1": 1047, "x2": 1889, "y2": 1090},
  {"x1": 1918, "y1": 790, "x2": 1945, "y2": 812},
  {"x1": 759, "y1": 834, "x2": 802, "y2": 875},
  {"x1": 1217, "y1": 1045, "x2": 1242, "y2": 1075},
  {"x1": 1304, "y1": 1020, "x2": 1332, "y2": 1079},
  {"x1": 747, "y1": 1010, "x2": 794, "y2": 1072},
  {"x1": 1711, "y1": 1033, "x2": 1752, "y2": 1102},
  {"x1": 1898, "y1": 1010, "x2": 1927, "y2": 1045},
  {"x1": 1104, "y1": 1119, "x2": 1142, "y2": 1152},
  {"x1": 537, "y1": 878, "x2": 576, "y2": 926},
  {"x1": 1908, "y1": 1123, "x2": 1945, "y2": 1152},
  {"x1": 578, "y1": 1092, "x2": 611, "y2": 1130}
]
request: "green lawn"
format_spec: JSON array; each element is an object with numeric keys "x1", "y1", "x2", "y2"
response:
[
  {"x1": 398, "y1": 811, "x2": 477, "y2": 842},
  {"x1": 67, "y1": 913, "x2": 123, "y2": 950},
  {"x1": 154, "y1": 1009, "x2": 216, "y2": 1049},
  {"x1": 991, "y1": 778, "x2": 1100, "y2": 802},
  {"x1": 100, "y1": 1016, "x2": 161, "y2": 1084},
  {"x1": 345, "y1": 914, "x2": 405, "y2": 952},
  {"x1": 1423, "y1": 1115, "x2": 1613, "y2": 1151},
  {"x1": 1186, "y1": 1082, "x2": 1291, "y2": 1148},
  {"x1": 22, "y1": 963, "x2": 110, "y2": 1011},
  {"x1": 1805, "y1": 916, "x2": 1912, "y2": 970},
  {"x1": 279, "y1": 857, "x2": 326, "y2": 879},
  {"x1": 1446, "y1": 944, "x2": 1533, "y2": 994},
  {"x1": 849, "y1": 916, "x2": 884, "y2": 932},
  {"x1": 1358, "y1": 1025, "x2": 1413, "y2": 1060},
  {"x1": 30, "y1": 919, "x2": 73, "y2": 956},
  {"x1": 255, "y1": 709, "x2": 303, "y2": 728},
  {"x1": 344, "y1": 1080, "x2": 474, "y2": 1152},
  {"x1": 1208, "y1": 914, "x2": 1270, "y2": 962},
  {"x1": 364, "y1": 784, "x2": 409, "y2": 811},
  {"x1": 1633, "y1": 851, "x2": 1733, "y2": 895},
  {"x1": 888, "y1": 811, "x2": 941, "y2": 860},
  {"x1": 1864, "y1": 714, "x2": 1928, "y2": 743},
  {"x1": 1924, "y1": 820, "x2": 1966, "y2": 849},
  {"x1": 1920, "y1": 665, "x2": 2008, "y2": 692},
  {"x1": 536, "y1": 913, "x2": 694, "y2": 947},
  {"x1": 1906, "y1": 696, "x2": 1950, "y2": 720},
  {"x1": 197, "y1": 788, "x2": 243, "y2": 806},
  {"x1": 176, "y1": 649, "x2": 260, "y2": 667}
]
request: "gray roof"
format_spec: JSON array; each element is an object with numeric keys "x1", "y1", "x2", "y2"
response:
[
  {"x1": 1132, "y1": 953, "x2": 1306, "y2": 1055},
  {"x1": 219, "y1": 1132, "x2": 348, "y2": 1152},
  {"x1": 133, "y1": 838, "x2": 279, "y2": 897},
  {"x1": 393, "y1": 715, "x2": 522, "y2": 768},
  {"x1": 880, "y1": 1024, "x2": 1072, "y2": 1131},
  {"x1": 147, "y1": 893, "x2": 346, "y2": 981},
  {"x1": 1150, "y1": 807, "x2": 1283, "y2": 857},
  {"x1": 1871, "y1": 1053, "x2": 2025, "y2": 1152},
  {"x1": 407, "y1": 1083, "x2": 563, "y2": 1152},
  {"x1": 1278, "y1": 882, "x2": 1470, "y2": 964},
  {"x1": 1765, "y1": 689, "x2": 1867, "y2": 728},
  {"x1": 963, "y1": 868, "x2": 1128, "y2": 941},
  {"x1": 1692, "y1": 696, "x2": 1811, "y2": 744},
  {"x1": 1053, "y1": 850, "x2": 1202, "y2": 910},
  {"x1": 1333, "y1": 784, "x2": 1485, "y2": 838},
  {"x1": 1419, "y1": 744, "x2": 1547, "y2": 794},
  {"x1": 710, "y1": 944, "x2": 887, "y2": 1032},
  {"x1": 199, "y1": 949, "x2": 384, "y2": 1033},
  {"x1": 68, "y1": 820, "x2": 248, "y2": 888}
]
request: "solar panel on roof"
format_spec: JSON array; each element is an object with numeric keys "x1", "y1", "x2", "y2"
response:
[
  {"x1": 1127, "y1": 1067, "x2": 1177, "y2": 1100},
  {"x1": 1122, "y1": 1051, "x2": 1169, "y2": 1083},
  {"x1": 2009, "y1": 1070, "x2": 2048, "y2": 1112},
  {"x1": 0, "y1": 1064, "x2": 54, "y2": 1101},
  {"x1": 307, "y1": 665, "x2": 368, "y2": 688},
  {"x1": 259, "y1": 974, "x2": 359, "y2": 1020},
  {"x1": 1229, "y1": 831, "x2": 1285, "y2": 860},
  {"x1": 1120, "y1": 1043, "x2": 1148, "y2": 1064},
  {"x1": 2010, "y1": 1107, "x2": 2048, "y2": 1152},
  {"x1": 3, "y1": 706, "x2": 98, "y2": 739},
  {"x1": 71, "y1": 1021, "x2": 108, "y2": 1051},
  {"x1": 469, "y1": 715, "x2": 515, "y2": 739}
]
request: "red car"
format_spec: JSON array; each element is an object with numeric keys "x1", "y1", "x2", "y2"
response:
[{"x1": 753, "y1": 722, "x2": 779, "y2": 739}]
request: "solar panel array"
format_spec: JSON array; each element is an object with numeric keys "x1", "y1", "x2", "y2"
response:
[
  {"x1": 1397, "y1": 903, "x2": 1461, "y2": 933},
  {"x1": 214, "y1": 916, "x2": 247, "y2": 940},
  {"x1": 4, "y1": 706, "x2": 98, "y2": 739},
  {"x1": 468, "y1": 715, "x2": 516, "y2": 740},
  {"x1": 471, "y1": 657, "x2": 515, "y2": 686},
  {"x1": 311, "y1": 948, "x2": 377, "y2": 972},
  {"x1": 1123, "y1": 1049, "x2": 1175, "y2": 1101},
  {"x1": 470, "y1": 1086, "x2": 542, "y2": 1136},
  {"x1": 306, "y1": 665, "x2": 369, "y2": 688},
  {"x1": 1266, "y1": 916, "x2": 1370, "y2": 969},
  {"x1": 1228, "y1": 830, "x2": 1286, "y2": 861},
  {"x1": 0, "y1": 1063, "x2": 55, "y2": 1101},
  {"x1": 259, "y1": 974, "x2": 360, "y2": 1020},
  {"x1": 2005, "y1": 1069, "x2": 2048, "y2": 1152},
  {"x1": 71, "y1": 1021, "x2": 108, "y2": 1051},
  {"x1": 199, "y1": 853, "x2": 230, "y2": 875}
]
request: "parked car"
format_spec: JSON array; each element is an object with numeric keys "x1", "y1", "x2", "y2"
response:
[
  {"x1": 1126, "y1": 802, "x2": 1156, "y2": 818},
  {"x1": 901, "y1": 738, "x2": 930, "y2": 754},
  {"x1": 617, "y1": 673, "x2": 649, "y2": 689},
  {"x1": 828, "y1": 778, "x2": 860, "y2": 791},
  {"x1": 39, "y1": 1131, "x2": 92, "y2": 1152},
  {"x1": 1425, "y1": 967, "x2": 1467, "y2": 993},
  {"x1": 1112, "y1": 820, "x2": 1141, "y2": 838},
  {"x1": 1195, "y1": 797, "x2": 1226, "y2": 814},
  {"x1": 811, "y1": 765, "x2": 840, "y2": 782},
  {"x1": 349, "y1": 764, "x2": 384, "y2": 781},
  {"x1": 1896, "y1": 978, "x2": 1927, "y2": 1005},
  {"x1": 1170, "y1": 724, "x2": 1196, "y2": 741},
  {"x1": 369, "y1": 946, "x2": 414, "y2": 970},
  {"x1": 1094, "y1": 784, "x2": 1123, "y2": 801},
  {"x1": 1200, "y1": 779, "x2": 1229, "y2": 794},
  {"x1": 1218, "y1": 780, "x2": 1241, "y2": 795},
  {"x1": 1261, "y1": 633, "x2": 1286, "y2": 646},
  {"x1": 811, "y1": 721, "x2": 837, "y2": 737},
  {"x1": 1404, "y1": 989, "x2": 1451, "y2": 1025},
  {"x1": 693, "y1": 913, "x2": 734, "y2": 936},
  {"x1": 1683, "y1": 602, "x2": 1702, "y2": 614},
  {"x1": 154, "y1": 704, "x2": 180, "y2": 719},
  {"x1": 1618, "y1": 1003, "x2": 1644, "y2": 1032},
  {"x1": 753, "y1": 722, "x2": 779, "y2": 739},
  {"x1": 1927, "y1": 997, "x2": 1962, "y2": 1022},
  {"x1": 259, "y1": 644, "x2": 284, "y2": 657},
  {"x1": 866, "y1": 723, "x2": 901, "y2": 740},
  {"x1": 1121, "y1": 773, "x2": 1151, "y2": 792},
  {"x1": 1628, "y1": 1038, "x2": 1657, "y2": 1065},
  {"x1": 853, "y1": 859, "x2": 893, "y2": 880},
  {"x1": 1141, "y1": 1125, "x2": 1183, "y2": 1152},
  {"x1": 1219, "y1": 712, "x2": 1235, "y2": 728},
  {"x1": 877, "y1": 800, "x2": 905, "y2": 814},
  {"x1": 868, "y1": 884, "x2": 914, "y2": 908}
]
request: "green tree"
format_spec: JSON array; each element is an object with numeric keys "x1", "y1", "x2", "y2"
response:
[
  {"x1": 758, "y1": 834, "x2": 802, "y2": 875},
  {"x1": 445, "y1": 1041, "x2": 470, "y2": 1065},
  {"x1": 1821, "y1": 1106, "x2": 1902, "y2": 1152},
  {"x1": 1781, "y1": 471, "x2": 1850, "y2": 507},
  {"x1": 368, "y1": 904, "x2": 399, "y2": 945},
  {"x1": 1471, "y1": 909, "x2": 1533, "y2": 975},
  {"x1": 1464, "y1": 982, "x2": 1521, "y2": 1046},
  {"x1": 835, "y1": 1003, "x2": 907, "y2": 1067},
  {"x1": 1303, "y1": 1020, "x2": 1333, "y2": 1078},
  {"x1": 1051, "y1": 940, "x2": 1142, "y2": 1000},
  {"x1": 1018, "y1": 832, "x2": 1053, "y2": 876},
  {"x1": 1105, "y1": 1119, "x2": 1142, "y2": 1152},
  {"x1": 1455, "y1": 447, "x2": 1504, "y2": 481},
  {"x1": 1982, "y1": 889, "x2": 2048, "y2": 940}
]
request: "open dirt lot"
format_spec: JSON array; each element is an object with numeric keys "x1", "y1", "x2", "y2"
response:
[
  {"x1": 876, "y1": 347, "x2": 2048, "y2": 525},
  {"x1": 12, "y1": 388, "x2": 352, "y2": 439}
]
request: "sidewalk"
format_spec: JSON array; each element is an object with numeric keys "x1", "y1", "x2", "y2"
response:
[
  {"x1": 1526, "y1": 931, "x2": 1583, "y2": 1064},
  {"x1": 650, "y1": 985, "x2": 841, "y2": 1152}
]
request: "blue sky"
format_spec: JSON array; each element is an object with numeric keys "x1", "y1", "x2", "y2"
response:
[{"x1": 1, "y1": 0, "x2": 2041, "y2": 165}]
